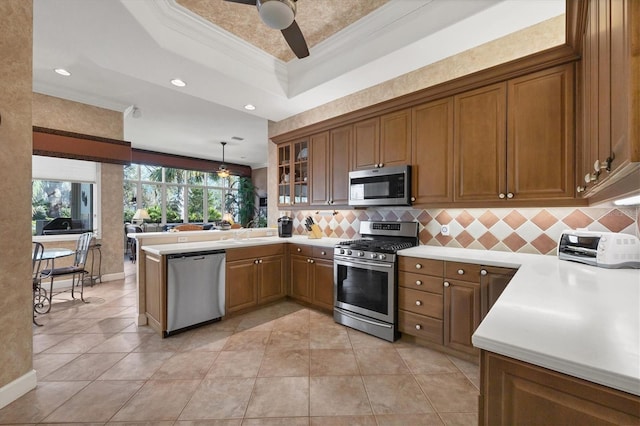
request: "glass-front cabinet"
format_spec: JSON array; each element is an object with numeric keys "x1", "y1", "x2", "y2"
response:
[{"x1": 278, "y1": 140, "x2": 308, "y2": 207}]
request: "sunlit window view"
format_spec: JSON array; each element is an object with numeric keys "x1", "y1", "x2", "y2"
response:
[{"x1": 31, "y1": 180, "x2": 94, "y2": 236}]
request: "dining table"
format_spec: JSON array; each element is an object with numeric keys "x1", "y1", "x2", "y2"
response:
[{"x1": 33, "y1": 247, "x2": 75, "y2": 325}]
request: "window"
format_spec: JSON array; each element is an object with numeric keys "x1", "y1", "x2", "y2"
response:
[{"x1": 123, "y1": 164, "x2": 238, "y2": 224}]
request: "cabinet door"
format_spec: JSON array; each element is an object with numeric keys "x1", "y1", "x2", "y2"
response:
[
  {"x1": 310, "y1": 132, "x2": 330, "y2": 206},
  {"x1": 480, "y1": 266, "x2": 516, "y2": 319},
  {"x1": 454, "y1": 83, "x2": 507, "y2": 202},
  {"x1": 226, "y1": 259, "x2": 257, "y2": 312},
  {"x1": 144, "y1": 252, "x2": 166, "y2": 333},
  {"x1": 290, "y1": 255, "x2": 312, "y2": 302},
  {"x1": 444, "y1": 279, "x2": 481, "y2": 355},
  {"x1": 330, "y1": 125, "x2": 351, "y2": 205},
  {"x1": 380, "y1": 108, "x2": 412, "y2": 168},
  {"x1": 292, "y1": 140, "x2": 309, "y2": 206},
  {"x1": 507, "y1": 65, "x2": 575, "y2": 200},
  {"x1": 352, "y1": 118, "x2": 379, "y2": 170},
  {"x1": 312, "y1": 259, "x2": 334, "y2": 311},
  {"x1": 412, "y1": 98, "x2": 454, "y2": 204},
  {"x1": 277, "y1": 144, "x2": 292, "y2": 206},
  {"x1": 258, "y1": 255, "x2": 285, "y2": 304}
]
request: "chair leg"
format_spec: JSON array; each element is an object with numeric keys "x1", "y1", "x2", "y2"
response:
[{"x1": 79, "y1": 272, "x2": 87, "y2": 303}]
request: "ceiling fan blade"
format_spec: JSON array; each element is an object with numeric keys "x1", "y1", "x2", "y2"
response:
[
  {"x1": 224, "y1": 0, "x2": 257, "y2": 5},
  {"x1": 281, "y1": 20, "x2": 309, "y2": 59}
]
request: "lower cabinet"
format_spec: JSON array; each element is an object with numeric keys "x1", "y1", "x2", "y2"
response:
[
  {"x1": 144, "y1": 251, "x2": 166, "y2": 334},
  {"x1": 443, "y1": 278, "x2": 481, "y2": 355},
  {"x1": 226, "y1": 244, "x2": 285, "y2": 314},
  {"x1": 480, "y1": 351, "x2": 640, "y2": 425},
  {"x1": 289, "y1": 244, "x2": 334, "y2": 310}
]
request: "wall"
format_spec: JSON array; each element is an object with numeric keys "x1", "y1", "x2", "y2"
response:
[
  {"x1": 32, "y1": 93, "x2": 124, "y2": 279},
  {"x1": 0, "y1": 0, "x2": 34, "y2": 408}
]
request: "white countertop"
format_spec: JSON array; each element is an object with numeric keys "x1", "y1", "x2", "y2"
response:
[{"x1": 401, "y1": 245, "x2": 640, "y2": 396}]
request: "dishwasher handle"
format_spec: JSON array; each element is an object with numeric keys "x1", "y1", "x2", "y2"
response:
[{"x1": 167, "y1": 249, "x2": 225, "y2": 260}]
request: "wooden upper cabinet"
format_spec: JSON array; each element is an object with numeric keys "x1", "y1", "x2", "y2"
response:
[
  {"x1": 507, "y1": 64, "x2": 575, "y2": 201},
  {"x1": 310, "y1": 127, "x2": 350, "y2": 206},
  {"x1": 380, "y1": 108, "x2": 412, "y2": 168},
  {"x1": 277, "y1": 140, "x2": 309, "y2": 207},
  {"x1": 412, "y1": 97, "x2": 454, "y2": 204},
  {"x1": 454, "y1": 83, "x2": 507, "y2": 202},
  {"x1": 352, "y1": 117, "x2": 379, "y2": 171},
  {"x1": 310, "y1": 132, "x2": 330, "y2": 206}
]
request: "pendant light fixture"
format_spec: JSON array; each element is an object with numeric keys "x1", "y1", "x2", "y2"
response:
[{"x1": 217, "y1": 141, "x2": 230, "y2": 178}]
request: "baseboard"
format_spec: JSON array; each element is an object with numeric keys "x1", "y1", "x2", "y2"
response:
[
  {"x1": 0, "y1": 370, "x2": 37, "y2": 410},
  {"x1": 100, "y1": 272, "x2": 125, "y2": 282},
  {"x1": 137, "y1": 313, "x2": 148, "y2": 326}
]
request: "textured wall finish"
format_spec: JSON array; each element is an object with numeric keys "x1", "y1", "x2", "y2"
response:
[
  {"x1": 0, "y1": 0, "x2": 34, "y2": 398},
  {"x1": 285, "y1": 207, "x2": 639, "y2": 255},
  {"x1": 32, "y1": 94, "x2": 124, "y2": 277}
]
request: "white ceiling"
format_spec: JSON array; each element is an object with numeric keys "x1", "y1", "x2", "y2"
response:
[{"x1": 32, "y1": 0, "x2": 565, "y2": 169}]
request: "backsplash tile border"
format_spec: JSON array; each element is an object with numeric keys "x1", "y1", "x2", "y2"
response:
[{"x1": 281, "y1": 207, "x2": 639, "y2": 255}]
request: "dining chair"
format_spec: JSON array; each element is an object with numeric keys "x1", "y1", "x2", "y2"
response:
[
  {"x1": 42, "y1": 232, "x2": 93, "y2": 305},
  {"x1": 32, "y1": 241, "x2": 47, "y2": 325},
  {"x1": 125, "y1": 224, "x2": 143, "y2": 262},
  {"x1": 174, "y1": 224, "x2": 204, "y2": 231}
]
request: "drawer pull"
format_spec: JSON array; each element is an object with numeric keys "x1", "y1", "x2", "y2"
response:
[
  {"x1": 415, "y1": 324, "x2": 422, "y2": 330},
  {"x1": 457, "y1": 269, "x2": 464, "y2": 275},
  {"x1": 321, "y1": 251, "x2": 326, "y2": 255},
  {"x1": 415, "y1": 280, "x2": 422, "y2": 286},
  {"x1": 415, "y1": 300, "x2": 422, "y2": 306},
  {"x1": 415, "y1": 263, "x2": 422, "y2": 269},
  {"x1": 310, "y1": 259, "x2": 315, "y2": 264},
  {"x1": 297, "y1": 248, "x2": 302, "y2": 252},
  {"x1": 480, "y1": 269, "x2": 487, "y2": 276},
  {"x1": 444, "y1": 281, "x2": 450, "y2": 287}
]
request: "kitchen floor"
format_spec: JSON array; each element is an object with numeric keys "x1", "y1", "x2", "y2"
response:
[{"x1": 1, "y1": 262, "x2": 480, "y2": 425}]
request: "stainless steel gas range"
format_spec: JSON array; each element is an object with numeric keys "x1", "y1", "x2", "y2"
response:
[{"x1": 333, "y1": 221, "x2": 419, "y2": 342}]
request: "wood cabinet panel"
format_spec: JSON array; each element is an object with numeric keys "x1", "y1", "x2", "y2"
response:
[
  {"x1": 144, "y1": 252, "x2": 165, "y2": 333},
  {"x1": 444, "y1": 279, "x2": 480, "y2": 355},
  {"x1": 290, "y1": 254, "x2": 312, "y2": 302},
  {"x1": 289, "y1": 244, "x2": 313, "y2": 257},
  {"x1": 380, "y1": 108, "x2": 411, "y2": 167},
  {"x1": 313, "y1": 246, "x2": 333, "y2": 260},
  {"x1": 398, "y1": 257, "x2": 443, "y2": 276},
  {"x1": 258, "y1": 255, "x2": 285, "y2": 304},
  {"x1": 226, "y1": 259, "x2": 258, "y2": 313},
  {"x1": 480, "y1": 266, "x2": 516, "y2": 319},
  {"x1": 399, "y1": 287, "x2": 443, "y2": 319},
  {"x1": 226, "y1": 244, "x2": 284, "y2": 262},
  {"x1": 398, "y1": 310, "x2": 443, "y2": 344},
  {"x1": 480, "y1": 351, "x2": 640, "y2": 426},
  {"x1": 399, "y1": 271, "x2": 443, "y2": 294},
  {"x1": 312, "y1": 258, "x2": 334, "y2": 311},
  {"x1": 352, "y1": 118, "x2": 379, "y2": 171},
  {"x1": 445, "y1": 261, "x2": 483, "y2": 282},
  {"x1": 412, "y1": 98, "x2": 454, "y2": 204},
  {"x1": 310, "y1": 132, "x2": 330, "y2": 206},
  {"x1": 329, "y1": 125, "x2": 351, "y2": 205}
]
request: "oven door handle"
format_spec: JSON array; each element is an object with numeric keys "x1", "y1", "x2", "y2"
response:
[
  {"x1": 335, "y1": 258, "x2": 394, "y2": 269},
  {"x1": 335, "y1": 307, "x2": 392, "y2": 329}
]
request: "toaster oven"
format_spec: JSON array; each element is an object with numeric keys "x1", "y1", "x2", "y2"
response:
[{"x1": 557, "y1": 230, "x2": 640, "y2": 269}]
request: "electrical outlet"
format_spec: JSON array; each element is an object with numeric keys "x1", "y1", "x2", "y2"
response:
[
  {"x1": 440, "y1": 225, "x2": 450, "y2": 236},
  {"x1": 177, "y1": 236, "x2": 188, "y2": 243}
]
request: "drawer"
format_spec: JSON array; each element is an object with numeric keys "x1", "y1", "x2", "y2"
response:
[
  {"x1": 399, "y1": 310, "x2": 443, "y2": 344},
  {"x1": 226, "y1": 244, "x2": 284, "y2": 261},
  {"x1": 398, "y1": 287, "x2": 443, "y2": 319},
  {"x1": 399, "y1": 257, "x2": 443, "y2": 275},
  {"x1": 313, "y1": 246, "x2": 334, "y2": 260},
  {"x1": 290, "y1": 243, "x2": 313, "y2": 257},
  {"x1": 445, "y1": 261, "x2": 482, "y2": 282},
  {"x1": 399, "y1": 272, "x2": 443, "y2": 294}
]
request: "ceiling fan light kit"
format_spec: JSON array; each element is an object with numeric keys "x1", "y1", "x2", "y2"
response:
[
  {"x1": 217, "y1": 141, "x2": 230, "y2": 178},
  {"x1": 258, "y1": 0, "x2": 295, "y2": 30}
]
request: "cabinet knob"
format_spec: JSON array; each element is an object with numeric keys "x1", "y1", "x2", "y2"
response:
[
  {"x1": 498, "y1": 193, "x2": 506, "y2": 199},
  {"x1": 444, "y1": 281, "x2": 450, "y2": 287},
  {"x1": 415, "y1": 324, "x2": 422, "y2": 330},
  {"x1": 259, "y1": 259, "x2": 263, "y2": 264},
  {"x1": 307, "y1": 258, "x2": 311, "y2": 263},
  {"x1": 321, "y1": 251, "x2": 326, "y2": 255},
  {"x1": 297, "y1": 248, "x2": 302, "y2": 252},
  {"x1": 415, "y1": 263, "x2": 422, "y2": 269},
  {"x1": 310, "y1": 259, "x2": 315, "y2": 264},
  {"x1": 254, "y1": 259, "x2": 259, "y2": 264},
  {"x1": 480, "y1": 269, "x2": 487, "y2": 276},
  {"x1": 415, "y1": 300, "x2": 422, "y2": 306},
  {"x1": 378, "y1": 163, "x2": 384, "y2": 168},
  {"x1": 577, "y1": 185, "x2": 586, "y2": 193},
  {"x1": 506, "y1": 192, "x2": 514, "y2": 199},
  {"x1": 415, "y1": 280, "x2": 422, "y2": 286},
  {"x1": 584, "y1": 172, "x2": 598, "y2": 184},
  {"x1": 594, "y1": 157, "x2": 613, "y2": 173},
  {"x1": 410, "y1": 196, "x2": 416, "y2": 202},
  {"x1": 457, "y1": 269, "x2": 464, "y2": 275}
]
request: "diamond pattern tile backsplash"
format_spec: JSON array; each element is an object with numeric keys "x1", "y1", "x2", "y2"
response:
[{"x1": 282, "y1": 207, "x2": 640, "y2": 255}]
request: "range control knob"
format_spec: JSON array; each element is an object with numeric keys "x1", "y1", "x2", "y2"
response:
[
  {"x1": 339, "y1": 249, "x2": 345, "y2": 255},
  {"x1": 346, "y1": 250, "x2": 352, "y2": 255},
  {"x1": 370, "y1": 253, "x2": 377, "y2": 259},
  {"x1": 378, "y1": 254, "x2": 386, "y2": 260},
  {"x1": 358, "y1": 251, "x2": 365, "y2": 257}
]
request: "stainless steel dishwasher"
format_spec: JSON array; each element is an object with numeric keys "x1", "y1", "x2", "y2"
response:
[{"x1": 165, "y1": 250, "x2": 225, "y2": 336}]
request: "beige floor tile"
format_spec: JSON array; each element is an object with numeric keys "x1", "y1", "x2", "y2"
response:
[
  {"x1": 120, "y1": 322, "x2": 158, "y2": 333},
  {"x1": 108, "y1": 421, "x2": 175, "y2": 425},
  {"x1": 309, "y1": 376, "x2": 372, "y2": 417},
  {"x1": 272, "y1": 310, "x2": 310, "y2": 332},
  {"x1": 43, "y1": 332, "x2": 112, "y2": 354},
  {"x1": 152, "y1": 351, "x2": 219, "y2": 380},
  {"x1": 111, "y1": 379, "x2": 201, "y2": 421},
  {"x1": 439, "y1": 412, "x2": 479, "y2": 425},
  {"x1": 42, "y1": 380, "x2": 144, "y2": 423},
  {"x1": 207, "y1": 350, "x2": 264, "y2": 378},
  {"x1": 308, "y1": 310, "x2": 336, "y2": 329},
  {"x1": 223, "y1": 330, "x2": 271, "y2": 351},
  {"x1": 235, "y1": 312, "x2": 279, "y2": 332},
  {"x1": 354, "y1": 348, "x2": 410, "y2": 375},
  {"x1": 33, "y1": 353, "x2": 79, "y2": 379},
  {"x1": 258, "y1": 349, "x2": 309, "y2": 377},
  {"x1": 180, "y1": 330, "x2": 233, "y2": 352},
  {"x1": 41, "y1": 352, "x2": 127, "y2": 381},
  {"x1": 88, "y1": 332, "x2": 152, "y2": 353},
  {"x1": 362, "y1": 375, "x2": 434, "y2": 415},
  {"x1": 32, "y1": 333, "x2": 73, "y2": 354},
  {"x1": 310, "y1": 415, "x2": 376, "y2": 425},
  {"x1": 38, "y1": 317, "x2": 99, "y2": 335},
  {"x1": 266, "y1": 330, "x2": 310, "y2": 351},
  {"x1": 309, "y1": 328, "x2": 352, "y2": 350},
  {"x1": 179, "y1": 377, "x2": 255, "y2": 420},
  {"x1": 415, "y1": 373, "x2": 479, "y2": 413},
  {"x1": 396, "y1": 347, "x2": 459, "y2": 374},
  {"x1": 98, "y1": 351, "x2": 175, "y2": 380},
  {"x1": 134, "y1": 332, "x2": 191, "y2": 352},
  {"x1": 175, "y1": 420, "x2": 241, "y2": 426},
  {"x1": 375, "y1": 413, "x2": 444, "y2": 425},
  {"x1": 245, "y1": 377, "x2": 309, "y2": 418},
  {"x1": 82, "y1": 317, "x2": 138, "y2": 334},
  {"x1": 309, "y1": 349, "x2": 359, "y2": 376},
  {"x1": 0, "y1": 381, "x2": 89, "y2": 424},
  {"x1": 347, "y1": 329, "x2": 396, "y2": 349},
  {"x1": 243, "y1": 417, "x2": 309, "y2": 425}
]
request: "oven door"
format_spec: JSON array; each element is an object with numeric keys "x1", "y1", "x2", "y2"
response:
[{"x1": 333, "y1": 255, "x2": 395, "y2": 323}]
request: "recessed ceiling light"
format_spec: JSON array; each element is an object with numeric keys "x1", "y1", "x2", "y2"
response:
[
  {"x1": 170, "y1": 78, "x2": 186, "y2": 87},
  {"x1": 244, "y1": 104, "x2": 256, "y2": 111},
  {"x1": 54, "y1": 68, "x2": 71, "y2": 76}
]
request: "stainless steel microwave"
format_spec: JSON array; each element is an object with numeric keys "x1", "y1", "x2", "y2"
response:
[{"x1": 348, "y1": 165, "x2": 412, "y2": 207}]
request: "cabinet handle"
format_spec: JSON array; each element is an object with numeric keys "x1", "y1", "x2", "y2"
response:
[
  {"x1": 415, "y1": 280, "x2": 422, "y2": 286},
  {"x1": 498, "y1": 193, "x2": 506, "y2": 199},
  {"x1": 415, "y1": 300, "x2": 422, "y2": 306},
  {"x1": 410, "y1": 196, "x2": 416, "y2": 202},
  {"x1": 415, "y1": 324, "x2": 422, "y2": 330},
  {"x1": 457, "y1": 269, "x2": 464, "y2": 275},
  {"x1": 506, "y1": 192, "x2": 514, "y2": 199},
  {"x1": 480, "y1": 269, "x2": 487, "y2": 276},
  {"x1": 444, "y1": 281, "x2": 450, "y2": 287},
  {"x1": 297, "y1": 248, "x2": 302, "y2": 252},
  {"x1": 415, "y1": 263, "x2": 422, "y2": 269},
  {"x1": 321, "y1": 251, "x2": 326, "y2": 255}
]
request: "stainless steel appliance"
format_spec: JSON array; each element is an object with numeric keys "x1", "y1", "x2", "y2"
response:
[
  {"x1": 558, "y1": 230, "x2": 640, "y2": 268},
  {"x1": 334, "y1": 221, "x2": 419, "y2": 341},
  {"x1": 348, "y1": 165, "x2": 412, "y2": 207},
  {"x1": 166, "y1": 250, "x2": 226, "y2": 336}
]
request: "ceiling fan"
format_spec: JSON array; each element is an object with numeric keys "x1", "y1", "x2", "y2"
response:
[{"x1": 225, "y1": 0, "x2": 310, "y2": 59}]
